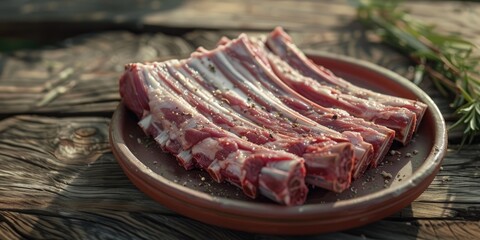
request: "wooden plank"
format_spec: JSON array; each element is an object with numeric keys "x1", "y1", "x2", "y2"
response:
[
  {"x1": 347, "y1": 220, "x2": 480, "y2": 240},
  {"x1": 0, "y1": 115, "x2": 479, "y2": 239},
  {"x1": 406, "y1": 1, "x2": 480, "y2": 47},
  {"x1": 142, "y1": 0, "x2": 355, "y2": 31},
  {"x1": 0, "y1": 0, "x2": 353, "y2": 38},
  {"x1": 0, "y1": 27, "x2": 461, "y2": 141},
  {"x1": 1, "y1": 1, "x2": 479, "y2": 45},
  {"x1": 0, "y1": 32, "x2": 194, "y2": 115},
  {"x1": 0, "y1": 0, "x2": 479, "y2": 239},
  {"x1": 0, "y1": 28, "x2": 449, "y2": 113},
  {"x1": 0, "y1": 0, "x2": 477, "y2": 124}
]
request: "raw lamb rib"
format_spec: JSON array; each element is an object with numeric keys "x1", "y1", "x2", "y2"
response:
[
  {"x1": 134, "y1": 60, "x2": 355, "y2": 192},
  {"x1": 161, "y1": 62, "x2": 356, "y2": 192},
  {"x1": 215, "y1": 35, "x2": 395, "y2": 168},
  {"x1": 266, "y1": 27, "x2": 428, "y2": 144},
  {"x1": 118, "y1": 27, "x2": 428, "y2": 205},
  {"x1": 120, "y1": 63, "x2": 309, "y2": 205},
  {"x1": 185, "y1": 43, "x2": 375, "y2": 180},
  {"x1": 124, "y1": 46, "x2": 364, "y2": 192}
]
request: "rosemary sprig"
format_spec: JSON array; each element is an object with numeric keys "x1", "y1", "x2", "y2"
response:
[{"x1": 352, "y1": 0, "x2": 480, "y2": 144}]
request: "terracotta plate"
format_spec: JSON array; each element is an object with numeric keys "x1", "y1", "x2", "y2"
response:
[{"x1": 109, "y1": 51, "x2": 447, "y2": 235}]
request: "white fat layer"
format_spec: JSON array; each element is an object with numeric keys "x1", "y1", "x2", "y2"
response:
[
  {"x1": 154, "y1": 130, "x2": 169, "y2": 146},
  {"x1": 259, "y1": 167, "x2": 288, "y2": 204},
  {"x1": 146, "y1": 90, "x2": 202, "y2": 149},
  {"x1": 175, "y1": 118, "x2": 200, "y2": 148},
  {"x1": 214, "y1": 49, "x2": 322, "y2": 128},
  {"x1": 142, "y1": 65, "x2": 160, "y2": 88},
  {"x1": 165, "y1": 64, "x2": 237, "y2": 125},
  {"x1": 174, "y1": 67, "x2": 213, "y2": 100},
  {"x1": 399, "y1": 114, "x2": 414, "y2": 143},
  {"x1": 191, "y1": 138, "x2": 222, "y2": 160},
  {"x1": 174, "y1": 65, "x2": 256, "y2": 126},
  {"x1": 222, "y1": 150, "x2": 249, "y2": 182},
  {"x1": 138, "y1": 114, "x2": 152, "y2": 130},
  {"x1": 207, "y1": 160, "x2": 223, "y2": 182},
  {"x1": 216, "y1": 52, "x2": 268, "y2": 98},
  {"x1": 181, "y1": 117, "x2": 198, "y2": 130},
  {"x1": 188, "y1": 57, "x2": 249, "y2": 100},
  {"x1": 341, "y1": 131, "x2": 363, "y2": 145},
  {"x1": 178, "y1": 150, "x2": 193, "y2": 162},
  {"x1": 266, "y1": 159, "x2": 295, "y2": 172}
]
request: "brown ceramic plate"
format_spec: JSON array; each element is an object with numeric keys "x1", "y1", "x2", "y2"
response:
[{"x1": 109, "y1": 51, "x2": 447, "y2": 235}]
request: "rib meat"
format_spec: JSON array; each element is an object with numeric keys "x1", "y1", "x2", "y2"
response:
[
  {"x1": 118, "y1": 27, "x2": 428, "y2": 205},
  {"x1": 215, "y1": 35, "x2": 395, "y2": 168},
  {"x1": 120, "y1": 63, "x2": 309, "y2": 205},
  {"x1": 266, "y1": 27, "x2": 427, "y2": 144},
  {"x1": 149, "y1": 60, "x2": 355, "y2": 191},
  {"x1": 151, "y1": 58, "x2": 356, "y2": 191},
  {"x1": 184, "y1": 42, "x2": 375, "y2": 180},
  {"x1": 136, "y1": 61, "x2": 353, "y2": 192}
]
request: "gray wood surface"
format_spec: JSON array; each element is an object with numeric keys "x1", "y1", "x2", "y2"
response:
[{"x1": 0, "y1": 0, "x2": 479, "y2": 239}]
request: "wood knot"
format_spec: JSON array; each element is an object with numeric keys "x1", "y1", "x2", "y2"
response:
[
  {"x1": 75, "y1": 127, "x2": 97, "y2": 138},
  {"x1": 53, "y1": 122, "x2": 109, "y2": 162}
]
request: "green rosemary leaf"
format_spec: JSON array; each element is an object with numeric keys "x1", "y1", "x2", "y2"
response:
[{"x1": 354, "y1": 0, "x2": 480, "y2": 143}]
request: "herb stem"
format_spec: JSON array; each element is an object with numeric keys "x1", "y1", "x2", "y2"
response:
[{"x1": 354, "y1": 0, "x2": 480, "y2": 143}]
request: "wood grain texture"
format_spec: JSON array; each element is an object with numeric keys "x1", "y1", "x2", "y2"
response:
[
  {"x1": 0, "y1": 32, "x2": 193, "y2": 115},
  {"x1": 0, "y1": 27, "x2": 458, "y2": 140},
  {"x1": 0, "y1": 0, "x2": 480, "y2": 239},
  {"x1": 0, "y1": 115, "x2": 478, "y2": 239},
  {"x1": 0, "y1": 28, "x2": 452, "y2": 113},
  {"x1": 1, "y1": 0, "x2": 477, "y2": 121},
  {"x1": 2, "y1": 0, "x2": 478, "y2": 46}
]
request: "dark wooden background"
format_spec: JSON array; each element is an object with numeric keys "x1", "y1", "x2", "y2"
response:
[{"x1": 0, "y1": 0, "x2": 479, "y2": 239}]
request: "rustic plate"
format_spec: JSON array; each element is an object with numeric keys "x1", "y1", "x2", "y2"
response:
[{"x1": 109, "y1": 51, "x2": 447, "y2": 235}]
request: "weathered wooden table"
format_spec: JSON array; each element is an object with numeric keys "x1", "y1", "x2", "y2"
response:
[{"x1": 1, "y1": 1, "x2": 479, "y2": 239}]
